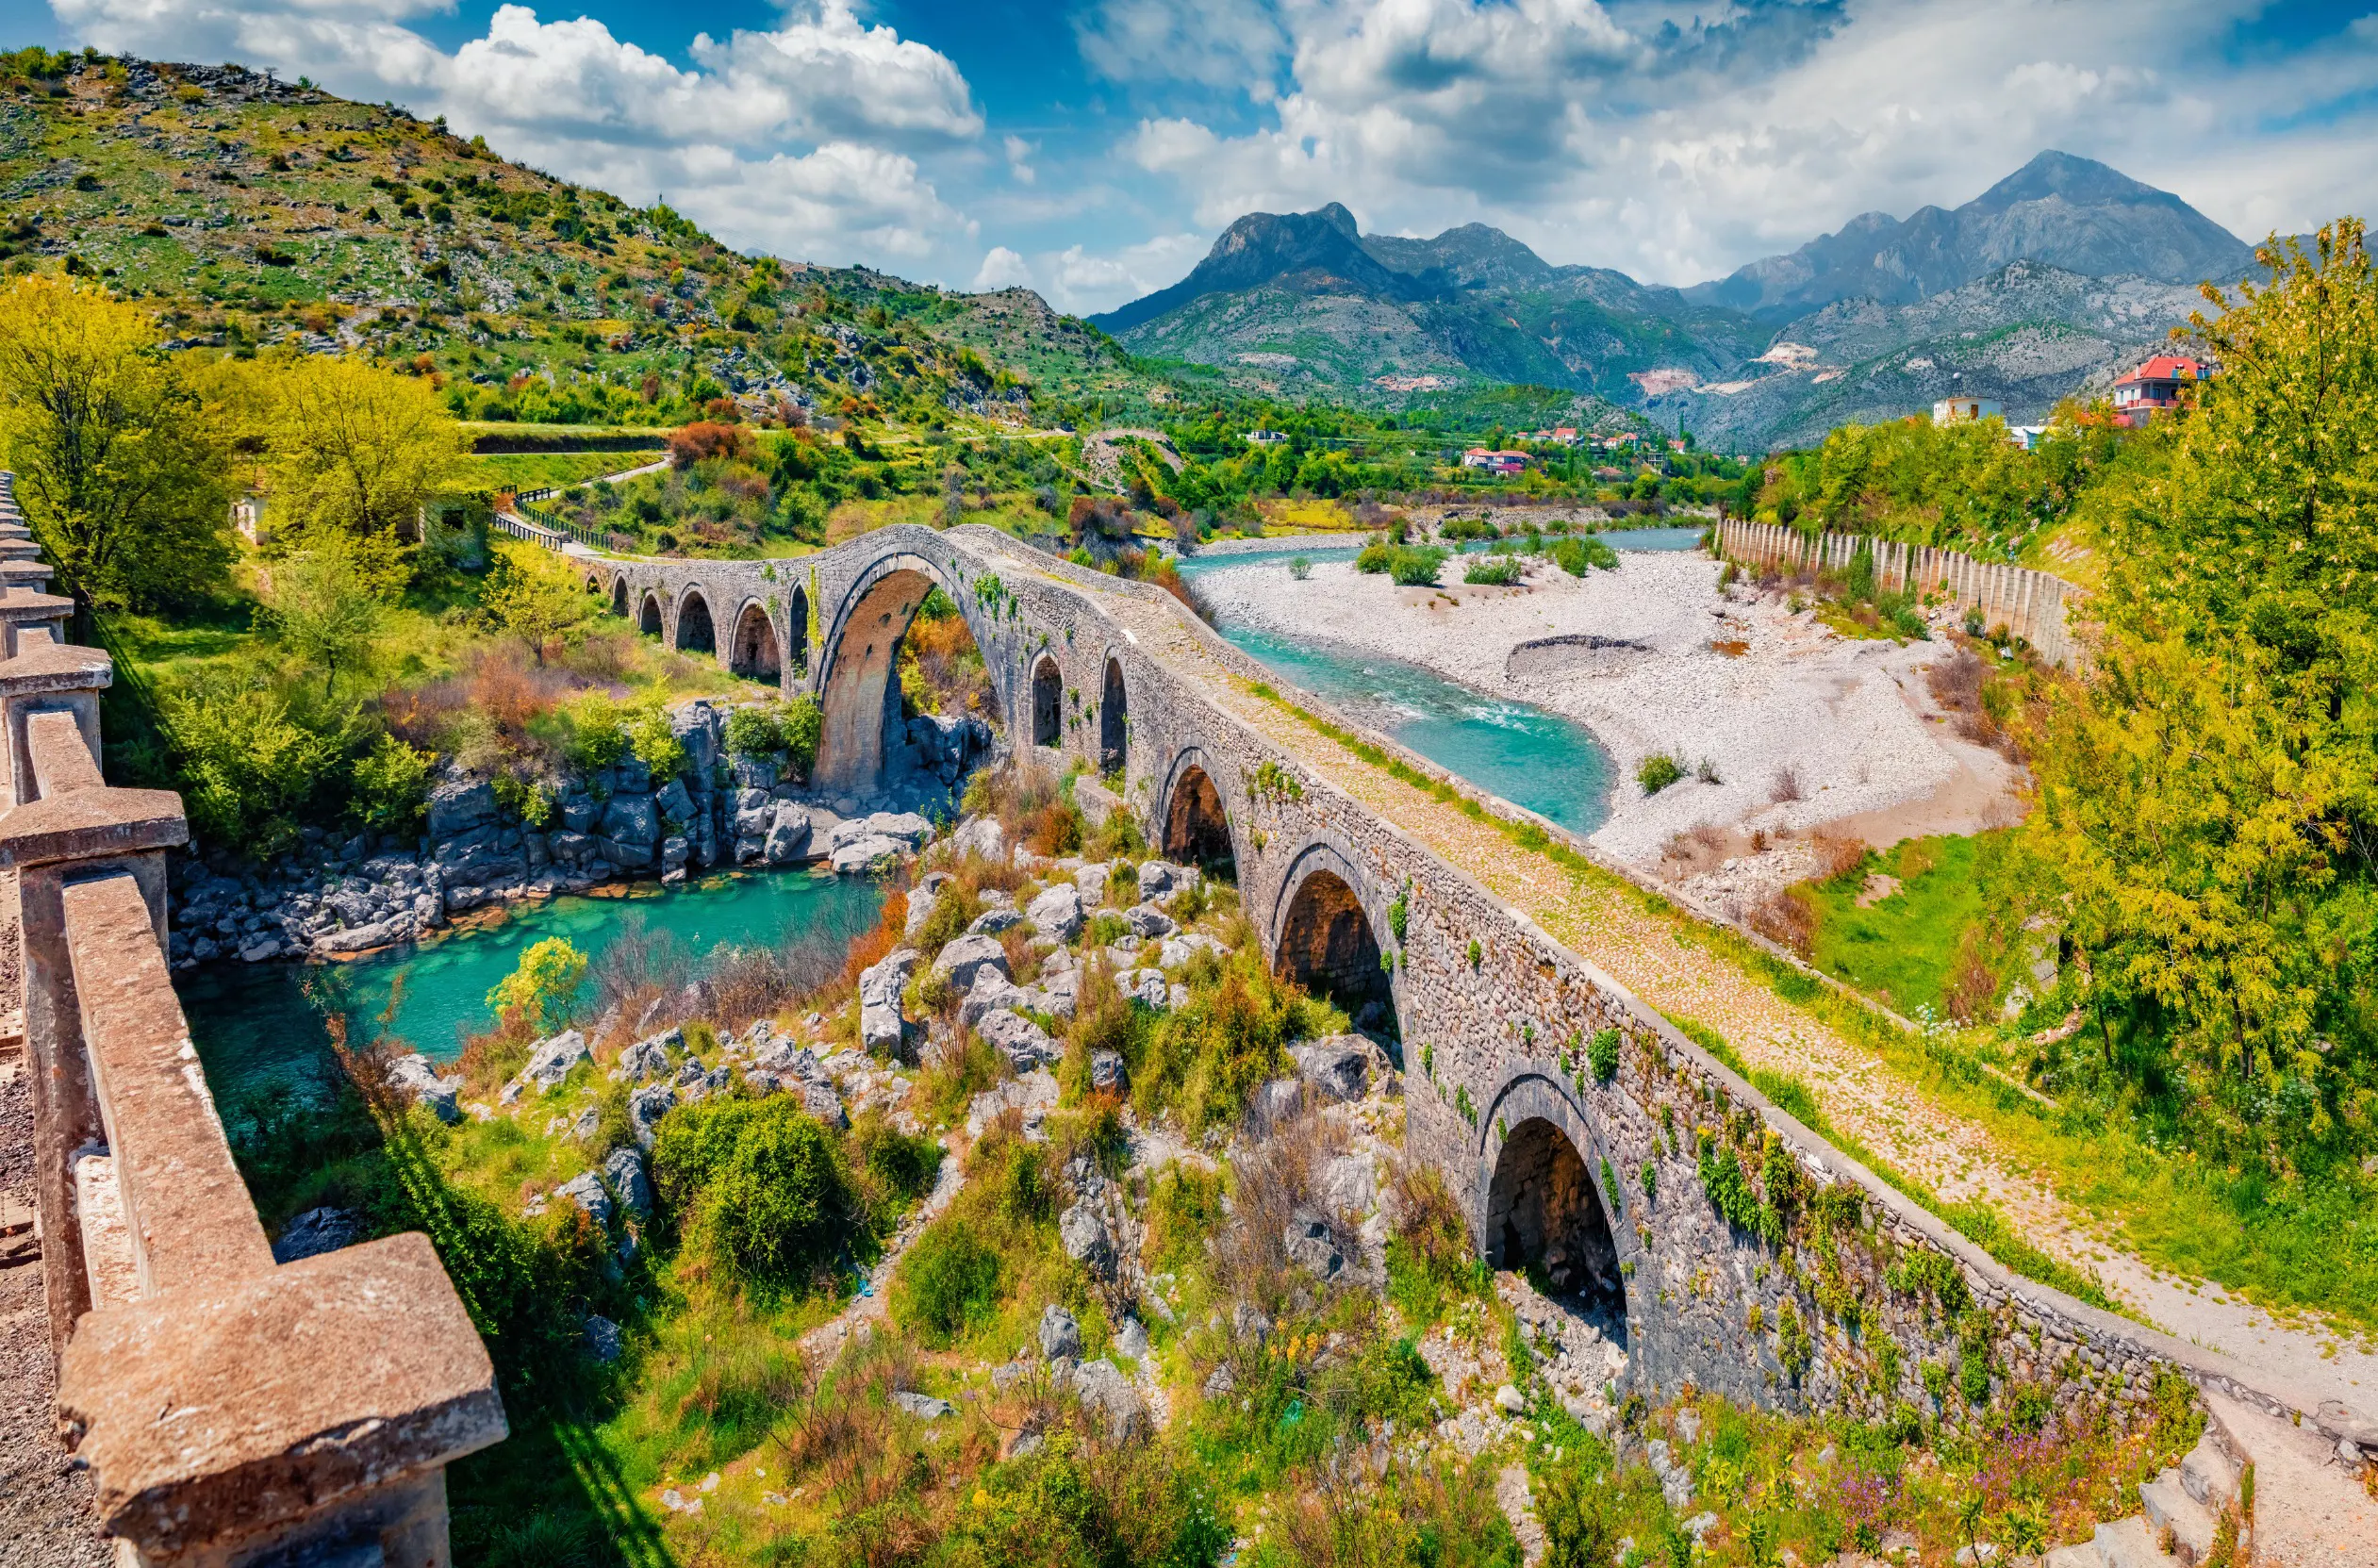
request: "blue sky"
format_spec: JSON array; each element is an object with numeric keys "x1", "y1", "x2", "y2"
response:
[{"x1": 20, "y1": 0, "x2": 2378, "y2": 313}]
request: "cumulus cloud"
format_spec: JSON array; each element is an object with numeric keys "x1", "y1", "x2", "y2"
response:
[
  {"x1": 1075, "y1": 0, "x2": 1290, "y2": 94},
  {"x1": 971, "y1": 245, "x2": 1034, "y2": 290},
  {"x1": 1112, "y1": 0, "x2": 2378, "y2": 286},
  {"x1": 50, "y1": 0, "x2": 983, "y2": 270}
]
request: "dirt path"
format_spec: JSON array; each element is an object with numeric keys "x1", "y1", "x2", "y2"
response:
[{"x1": 1090, "y1": 586, "x2": 2377, "y2": 1416}]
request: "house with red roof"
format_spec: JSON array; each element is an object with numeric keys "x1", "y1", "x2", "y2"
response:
[{"x1": 2112, "y1": 355, "x2": 2213, "y2": 421}]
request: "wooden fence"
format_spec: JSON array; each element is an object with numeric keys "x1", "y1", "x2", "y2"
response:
[{"x1": 1715, "y1": 518, "x2": 2083, "y2": 668}]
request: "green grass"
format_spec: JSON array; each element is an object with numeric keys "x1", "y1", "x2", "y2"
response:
[
  {"x1": 460, "y1": 451, "x2": 658, "y2": 490},
  {"x1": 1801, "y1": 834, "x2": 1990, "y2": 1016}
]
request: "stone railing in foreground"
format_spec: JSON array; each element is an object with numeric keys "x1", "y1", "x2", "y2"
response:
[
  {"x1": 0, "y1": 473, "x2": 505, "y2": 1568},
  {"x1": 1716, "y1": 516, "x2": 2081, "y2": 668}
]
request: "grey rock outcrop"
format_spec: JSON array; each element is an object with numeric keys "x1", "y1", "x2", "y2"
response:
[
  {"x1": 388, "y1": 1053, "x2": 463, "y2": 1123},
  {"x1": 1025, "y1": 883, "x2": 1083, "y2": 942},
  {"x1": 1039, "y1": 1304, "x2": 1082, "y2": 1362},
  {"x1": 271, "y1": 1206, "x2": 363, "y2": 1263},
  {"x1": 932, "y1": 933, "x2": 1010, "y2": 994},
  {"x1": 605, "y1": 1147, "x2": 652, "y2": 1216}
]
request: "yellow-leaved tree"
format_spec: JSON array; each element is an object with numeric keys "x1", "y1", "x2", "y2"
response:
[
  {"x1": 256, "y1": 353, "x2": 467, "y2": 587},
  {"x1": 0, "y1": 276, "x2": 232, "y2": 618},
  {"x1": 2032, "y1": 220, "x2": 2378, "y2": 1169}
]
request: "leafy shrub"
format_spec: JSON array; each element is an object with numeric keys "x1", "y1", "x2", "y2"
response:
[
  {"x1": 1441, "y1": 516, "x2": 1499, "y2": 542},
  {"x1": 778, "y1": 693, "x2": 821, "y2": 773},
  {"x1": 892, "y1": 1214, "x2": 1000, "y2": 1345},
  {"x1": 651, "y1": 1096, "x2": 854, "y2": 1295},
  {"x1": 723, "y1": 703, "x2": 783, "y2": 757},
  {"x1": 1636, "y1": 751, "x2": 1684, "y2": 794},
  {"x1": 561, "y1": 691, "x2": 630, "y2": 772},
  {"x1": 1133, "y1": 948, "x2": 1329, "y2": 1135},
  {"x1": 349, "y1": 734, "x2": 433, "y2": 831},
  {"x1": 1355, "y1": 541, "x2": 1394, "y2": 574},
  {"x1": 168, "y1": 679, "x2": 339, "y2": 856},
  {"x1": 1586, "y1": 1028, "x2": 1620, "y2": 1082},
  {"x1": 1288, "y1": 555, "x2": 1312, "y2": 580},
  {"x1": 1552, "y1": 536, "x2": 1620, "y2": 574},
  {"x1": 485, "y1": 937, "x2": 587, "y2": 1032},
  {"x1": 623, "y1": 694, "x2": 687, "y2": 778},
  {"x1": 1388, "y1": 546, "x2": 1448, "y2": 586},
  {"x1": 1462, "y1": 554, "x2": 1522, "y2": 586}
]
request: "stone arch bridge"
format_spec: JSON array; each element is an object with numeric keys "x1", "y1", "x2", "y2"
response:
[{"x1": 577, "y1": 525, "x2": 2279, "y2": 1426}]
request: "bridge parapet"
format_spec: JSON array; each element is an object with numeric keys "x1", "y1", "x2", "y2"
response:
[{"x1": 0, "y1": 472, "x2": 504, "y2": 1567}]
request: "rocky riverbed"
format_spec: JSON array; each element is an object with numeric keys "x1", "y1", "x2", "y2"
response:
[{"x1": 167, "y1": 698, "x2": 996, "y2": 970}]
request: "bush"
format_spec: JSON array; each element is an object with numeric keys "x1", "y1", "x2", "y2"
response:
[
  {"x1": 650, "y1": 1096, "x2": 854, "y2": 1295},
  {"x1": 167, "y1": 679, "x2": 339, "y2": 857},
  {"x1": 349, "y1": 734, "x2": 434, "y2": 831},
  {"x1": 1463, "y1": 554, "x2": 1522, "y2": 586},
  {"x1": 892, "y1": 1214, "x2": 1001, "y2": 1345},
  {"x1": 485, "y1": 937, "x2": 587, "y2": 1033},
  {"x1": 561, "y1": 691, "x2": 629, "y2": 772},
  {"x1": 723, "y1": 703, "x2": 784, "y2": 758},
  {"x1": 1552, "y1": 536, "x2": 1620, "y2": 575},
  {"x1": 1355, "y1": 541, "x2": 1394, "y2": 574},
  {"x1": 623, "y1": 694, "x2": 686, "y2": 778},
  {"x1": 1636, "y1": 751, "x2": 1685, "y2": 794},
  {"x1": 1387, "y1": 545, "x2": 1448, "y2": 586},
  {"x1": 1288, "y1": 555, "x2": 1312, "y2": 580}
]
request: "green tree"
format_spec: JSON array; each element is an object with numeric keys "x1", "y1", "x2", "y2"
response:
[
  {"x1": 166, "y1": 677, "x2": 339, "y2": 857},
  {"x1": 260, "y1": 353, "x2": 467, "y2": 584},
  {"x1": 486, "y1": 936, "x2": 588, "y2": 1032},
  {"x1": 2032, "y1": 220, "x2": 2378, "y2": 1168},
  {"x1": 0, "y1": 276, "x2": 232, "y2": 618},
  {"x1": 263, "y1": 546, "x2": 385, "y2": 700},
  {"x1": 478, "y1": 545, "x2": 588, "y2": 666}
]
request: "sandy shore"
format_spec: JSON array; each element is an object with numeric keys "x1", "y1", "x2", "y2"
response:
[{"x1": 1191, "y1": 547, "x2": 2022, "y2": 872}]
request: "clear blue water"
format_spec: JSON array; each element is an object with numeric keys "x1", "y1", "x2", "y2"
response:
[
  {"x1": 178, "y1": 870, "x2": 884, "y2": 1110},
  {"x1": 1176, "y1": 526, "x2": 1703, "y2": 834}
]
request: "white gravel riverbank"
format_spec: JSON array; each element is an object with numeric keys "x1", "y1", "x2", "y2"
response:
[{"x1": 1190, "y1": 547, "x2": 2022, "y2": 872}]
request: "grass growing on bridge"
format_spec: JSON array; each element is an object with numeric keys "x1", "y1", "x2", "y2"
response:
[{"x1": 1241, "y1": 678, "x2": 2378, "y2": 1336}]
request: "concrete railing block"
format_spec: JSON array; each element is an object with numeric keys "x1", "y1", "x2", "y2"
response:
[
  {"x1": 57, "y1": 1231, "x2": 507, "y2": 1564},
  {"x1": 0, "y1": 784, "x2": 186, "y2": 869},
  {"x1": 66, "y1": 871, "x2": 272, "y2": 1294},
  {"x1": 27, "y1": 707, "x2": 103, "y2": 797}
]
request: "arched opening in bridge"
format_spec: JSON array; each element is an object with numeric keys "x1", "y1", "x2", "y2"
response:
[
  {"x1": 675, "y1": 590, "x2": 716, "y2": 655},
  {"x1": 731, "y1": 602, "x2": 781, "y2": 683},
  {"x1": 611, "y1": 578, "x2": 630, "y2": 617},
  {"x1": 1486, "y1": 1118, "x2": 1627, "y2": 1333},
  {"x1": 1276, "y1": 867, "x2": 1394, "y2": 1036},
  {"x1": 786, "y1": 585, "x2": 810, "y2": 676},
  {"x1": 638, "y1": 592, "x2": 664, "y2": 636},
  {"x1": 1164, "y1": 765, "x2": 1232, "y2": 873},
  {"x1": 1031, "y1": 656, "x2": 1062, "y2": 748},
  {"x1": 815, "y1": 571, "x2": 999, "y2": 793},
  {"x1": 1098, "y1": 657, "x2": 1128, "y2": 775}
]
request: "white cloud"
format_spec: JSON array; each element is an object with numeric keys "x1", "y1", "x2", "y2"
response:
[
  {"x1": 1040, "y1": 231, "x2": 1208, "y2": 313},
  {"x1": 1003, "y1": 134, "x2": 1037, "y2": 185},
  {"x1": 1112, "y1": 0, "x2": 2378, "y2": 286},
  {"x1": 1075, "y1": 0, "x2": 1289, "y2": 94},
  {"x1": 971, "y1": 244, "x2": 1034, "y2": 289},
  {"x1": 50, "y1": 0, "x2": 983, "y2": 274}
]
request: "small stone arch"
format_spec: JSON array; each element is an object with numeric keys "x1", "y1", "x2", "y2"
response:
[
  {"x1": 1159, "y1": 750, "x2": 1234, "y2": 872},
  {"x1": 1098, "y1": 656, "x2": 1128, "y2": 774},
  {"x1": 786, "y1": 584, "x2": 811, "y2": 677},
  {"x1": 730, "y1": 599, "x2": 782, "y2": 682},
  {"x1": 1031, "y1": 654, "x2": 1062, "y2": 748},
  {"x1": 1271, "y1": 840, "x2": 1394, "y2": 1035},
  {"x1": 611, "y1": 577, "x2": 630, "y2": 617},
  {"x1": 814, "y1": 552, "x2": 992, "y2": 792},
  {"x1": 1478, "y1": 1076, "x2": 1629, "y2": 1336},
  {"x1": 675, "y1": 586, "x2": 717, "y2": 654},
  {"x1": 638, "y1": 590, "x2": 664, "y2": 636}
]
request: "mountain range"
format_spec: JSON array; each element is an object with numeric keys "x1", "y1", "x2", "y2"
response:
[{"x1": 1090, "y1": 152, "x2": 2263, "y2": 449}]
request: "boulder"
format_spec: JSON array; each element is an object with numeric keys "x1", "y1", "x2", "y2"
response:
[
  {"x1": 765, "y1": 802, "x2": 812, "y2": 865},
  {"x1": 1038, "y1": 1304, "x2": 1082, "y2": 1362},
  {"x1": 831, "y1": 834, "x2": 905, "y2": 875},
  {"x1": 604, "y1": 1147, "x2": 652, "y2": 1216},
  {"x1": 1316, "y1": 1153, "x2": 1379, "y2": 1222},
  {"x1": 1059, "y1": 1197, "x2": 1116, "y2": 1278},
  {"x1": 1284, "y1": 1210, "x2": 1346, "y2": 1280},
  {"x1": 601, "y1": 793, "x2": 659, "y2": 847},
  {"x1": 859, "y1": 947, "x2": 918, "y2": 1053},
  {"x1": 1066, "y1": 1358, "x2": 1148, "y2": 1443},
  {"x1": 950, "y1": 816, "x2": 1003, "y2": 861},
  {"x1": 314, "y1": 915, "x2": 412, "y2": 955},
  {"x1": 967, "y1": 907, "x2": 1023, "y2": 936},
  {"x1": 628, "y1": 1082, "x2": 677, "y2": 1147},
  {"x1": 801, "y1": 1081, "x2": 850, "y2": 1130},
  {"x1": 1089, "y1": 1050, "x2": 1127, "y2": 1094},
  {"x1": 977, "y1": 1008, "x2": 1056, "y2": 1072},
  {"x1": 831, "y1": 812, "x2": 933, "y2": 851},
  {"x1": 584, "y1": 1314, "x2": 624, "y2": 1363},
  {"x1": 1073, "y1": 863, "x2": 1110, "y2": 901},
  {"x1": 893, "y1": 1391, "x2": 956, "y2": 1420},
  {"x1": 517, "y1": 1030, "x2": 590, "y2": 1095},
  {"x1": 271, "y1": 1206, "x2": 362, "y2": 1263},
  {"x1": 960, "y1": 972, "x2": 1033, "y2": 1032},
  {"x1": 1114, "y1": 1318, "x2": 1150, "y2": 1361},
  {"x1": 932, "y1": 933, "x2": 1011, "y2": 994},
  {"x1": 1291, "y1": 1038, "x2": 1372, "y2": 1104},
  {"x1": 1247, "y1": 1079, "x2": 1305, "y2": 1138},
  {"x1": 1025, "y1": 883, "x2": 1083, "y2": 943},
  {"x1": 1122, "y1": 969, "x2": 1169, "y2": 1009},
  {"x1": 1157, "y1": 933, "x2": 1227, "y2": 968},
  {"x1": 965, "y1": 1068, "x2": 1059, "y2": 1141},
  {"x1": 388, "y1": 1053, "x2": 463, "y2": 1123},
  {"x1": 1125, "y1": 904, "x2": 1176, "y2": 940},
  {"x1": 1136, "y1": 861, "x2": 1188, "y2": 900},
  {"x1": 615, "y1": 1029, "x2": 677, "y2": 1083},
  {"x1": 556, "y1": 1171, "x2": 614, "y2": 1228},
  {"x1": 652, "y1": 777, "x2": 694, "y2": 825},
  {"x1": 426, "y1": 778, "x2": 496, "y2": 839}
]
